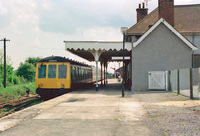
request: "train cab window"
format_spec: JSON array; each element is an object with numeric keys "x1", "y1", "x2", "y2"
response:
[
  {"x1": 38, "y1": 65, "x2": 46, "y2": 78},
  {"x1": 58, "y1": 65, "x2": 67, "y2": 78},
  {"x1": 48, "y1": 65, "x2": 57, "y2": 78}
]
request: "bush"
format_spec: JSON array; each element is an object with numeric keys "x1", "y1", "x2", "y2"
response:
[
  {"x1": 6, "y1": 82, "x2": 13, "y2": 87},
  {"x1": 13, "y1": 75, "x2": 21, "y2": 85},
  {"x1": 0, "y1": 55, "x2": 41, "y2": 87},
  {"x1": 25, "y1": 57, "x2": 41, "y2": 67},
  {"x1": 16, "y1": 62, "x2": 36, "y2": 82},
  {"x1": 19, "y1": 76, "x2": 27, "y2": 84},
  {"x1": 0, "y1": 82, "x2": 36, "y2": 102},
  {"x1": 0, "y1": 82, "x2": 3, "y2": 87}
]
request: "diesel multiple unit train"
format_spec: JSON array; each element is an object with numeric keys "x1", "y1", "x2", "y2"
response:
[{"x1": 35, "y1": 56, "x2": 102, "y2": 99}]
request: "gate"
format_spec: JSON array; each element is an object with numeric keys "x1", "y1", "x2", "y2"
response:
[{"x1": 148, "y1": 71, "x2": 167, "y2": 90}]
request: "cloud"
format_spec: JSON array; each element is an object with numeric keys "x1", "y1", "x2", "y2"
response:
[
  {"x1": 76, "y1": 27, "x2": 122, "y2": 41},
  {"x1": 175, "y1": 0, "x2": 200, "y2": 5},
  {"x1": 37, "y1": 0, "x2": 138, "y2": 34},
  {"x1": 0, "y1": 0, "x2": 200, "y2": 69}
]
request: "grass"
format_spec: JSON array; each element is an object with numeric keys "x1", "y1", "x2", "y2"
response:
[
  {"x1": 23, "y1": 99, "x2": 44, "y2": 109},
  {"x1": 114, "y1": 116, "x2": 126, "y2": 120},
  {"x1": 151, "y1": 115, "x2": 161, "y2": 119},
  {"x1": 193, "y1": 128, "x2": 199, "y2": 134},
  {"x1": 0, "y1": 82, "x2": 36, "y2": 103},
  {"x1": 161, "y1": 130, "x2": 168, "y2": 136}
]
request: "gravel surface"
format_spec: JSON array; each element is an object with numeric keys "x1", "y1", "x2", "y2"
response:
[{"x1": 135, "y1": 91, "x2": 200, "y2": 136}]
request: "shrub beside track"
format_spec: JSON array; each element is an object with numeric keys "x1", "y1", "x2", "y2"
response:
[{"x1": 0, "y1": 82, "x2": 36, "y2": 103}]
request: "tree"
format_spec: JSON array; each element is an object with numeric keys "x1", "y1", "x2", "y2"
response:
[
  {"x1": 0, "y1": 49, "x2": 14, "y2": 86},
  {"x1": 0, "y1": 64, "x2": 15, "y2": 86},
  {"x1": 16, "y1": 62, "x2": 36, "y2": 82},
  {"x1": 0, "y1": 49, "x2": 12, "y2": 77},
  {"x1": 25, "y1": 57, "x2": 41, "y2": 67},
  {"x1": 16, "y1": 56, "x2": 41, "y2": 83}
]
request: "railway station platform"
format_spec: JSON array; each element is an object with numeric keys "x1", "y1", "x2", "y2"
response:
[{"x1": 0, "y1": 79, "x2": 151, "y2": 136}]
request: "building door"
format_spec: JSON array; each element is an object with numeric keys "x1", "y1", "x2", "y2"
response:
[{"x1": 148, "y1": 71, "x2": 167, "y2": 90}]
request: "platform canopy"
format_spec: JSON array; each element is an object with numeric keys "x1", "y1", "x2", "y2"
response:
[
  {"x1": 64, "y1": 41, "x2": 132, "y2": 91},
  {"x1": 64, "y1": 41, "x2": 132, "y2": 62}
]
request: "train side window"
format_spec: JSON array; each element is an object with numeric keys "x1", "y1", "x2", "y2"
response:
[
  {"x1": 77, "y1": 67, "x2": 80, "y2": 79},
  {"x1": 48, "y1": 65, "x2": 57, "y2": 78},
  {"x1": 79, "y1": 68, "x2": 81, "y2": 78},
  {"x1": 87, "y1": 69, "x2": 89, "y2": 77},
  {"x1": 71, "y1": 67, "x2": 74, "y2": 79},
  {"x1": 72, "y1": 67, "x2": 75, "y2": 79},
  {"x1": 58, "y1": 65, "x2": 67, "y2": 78},
  {"x1": 38, "y1": 65, "x2": 46, "y2": 78},
  {"x1": 83, "y1": 69, "x2": 85, "y2": 78},
  {"x1": 74, "y1": 67, "x2": 77, "y2": 79},
  {"x1": 81, "y1": 68, "x2": 84, "y2": 78}
]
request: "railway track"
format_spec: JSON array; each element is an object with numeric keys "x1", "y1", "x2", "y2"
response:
[{"x1": 0, "y1": 95, "x2": 42, "y2": 118}]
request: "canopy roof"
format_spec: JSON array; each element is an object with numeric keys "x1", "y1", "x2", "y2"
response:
[{"x1": 64, "y1": 41, "x2": 132, "y2": 61}]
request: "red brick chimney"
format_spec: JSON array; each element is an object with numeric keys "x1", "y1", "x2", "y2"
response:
[
  {"x1": 158, "y1": 0, "x2": 174, "y2": 27},
  {"x1": 136, "y1": 3, "x2": 148, "y2": 22}
]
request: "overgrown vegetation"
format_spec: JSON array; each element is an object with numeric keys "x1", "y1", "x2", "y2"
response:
[
  {"x1": 0, "y1": 49, "x2": 41, "y2": 87},
  {"x1": 0, "y1": 82, "x2": 36, "y2": 103},
  {"x1": 16, "y1": 57, "x2": 41, "y2": 82},
  {"x1": 0, "y1": 49, "x2": 42, "y2": 102}
]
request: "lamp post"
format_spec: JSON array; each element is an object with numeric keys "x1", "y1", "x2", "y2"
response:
[{"x1": 121, "y1": 27, "x2": 128, "y2": 97}]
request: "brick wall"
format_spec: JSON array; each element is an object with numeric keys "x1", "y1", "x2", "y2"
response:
[
  {"x1": 136, "y1": 3, "x2": 148, "y2": 22},
  {"x1": 158, "y1": 0, "x2": 174, "y2": 27}
]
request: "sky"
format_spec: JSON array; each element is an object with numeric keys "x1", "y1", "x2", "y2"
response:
[{"x1": 0, "y1": 0, "x2": 199, "y2": 72}]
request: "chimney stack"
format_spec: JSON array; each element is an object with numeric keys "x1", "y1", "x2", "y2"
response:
[
  {"x1": 136, "y1": 3, "x2": 148, "y2": 23},
  {"x1": 158, "y1": 0, "x2": 174, "y2": 27}
]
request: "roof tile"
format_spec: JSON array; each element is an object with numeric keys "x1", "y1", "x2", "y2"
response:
[{"x1": 127, "y1": 4, "x2": 200, "y2": 35}]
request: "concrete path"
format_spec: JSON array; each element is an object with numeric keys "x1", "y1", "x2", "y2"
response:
[{"x1": 0, "y1": 79, "x2": 151, "y2": 136}]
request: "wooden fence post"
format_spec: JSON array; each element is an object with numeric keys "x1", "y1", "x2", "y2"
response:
[
  {"x1": 190, "y1": 68, "x2": 193, "y2": 99},
  {"x1": 177, "y1": 69, "x2": 180, "y2": 95},
  {"x1": 168, "y1": 70, "x2": 171, "y2": 92}
]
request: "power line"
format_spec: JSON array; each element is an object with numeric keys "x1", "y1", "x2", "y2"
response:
[{"x1": 0, "y1": 38, "x2": 10, "y2": 88}]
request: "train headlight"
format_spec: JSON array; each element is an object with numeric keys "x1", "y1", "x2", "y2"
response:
[
  {"x1": 61, "y1": 83, "x2": 65, "y2": 88},
  {"x1": 38, "y1": 83, "x2": 43, "y2": 88}
]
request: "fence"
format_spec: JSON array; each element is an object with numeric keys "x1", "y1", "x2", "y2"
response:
[{"x1": 169, "y1": 68, "x2": 200, "y2": 99}]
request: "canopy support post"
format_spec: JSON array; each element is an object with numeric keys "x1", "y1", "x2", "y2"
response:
[{"x1": 90, "y1": 50, "x2": 104, "y2": 91}]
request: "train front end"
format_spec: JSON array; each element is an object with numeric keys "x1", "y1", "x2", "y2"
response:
[{"x1": 35, "y1": 56, "x2": 71, "y2": 98}]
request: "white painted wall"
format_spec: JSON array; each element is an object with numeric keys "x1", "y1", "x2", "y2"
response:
[
  {"x1": 132, "y1": 23, "x2": 192, "y2": 91},
  {"x1": 185, "y1": 35, "x2": 200, "y2": 54}
]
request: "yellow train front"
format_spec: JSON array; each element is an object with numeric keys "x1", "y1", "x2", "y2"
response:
[{"x1": 35, "y1": 56, "x2": 93, "y2": 99}]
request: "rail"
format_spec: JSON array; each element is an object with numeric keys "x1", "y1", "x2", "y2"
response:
[{"x1": 0, "y1": 95, "x2": 41, "y2": 118}]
